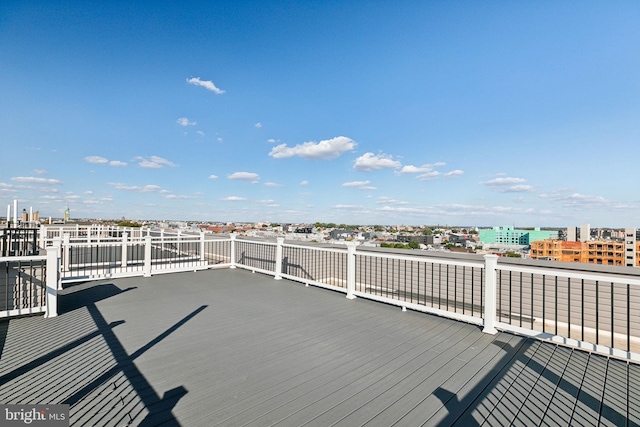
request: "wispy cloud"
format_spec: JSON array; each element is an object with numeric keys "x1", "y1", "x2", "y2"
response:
[
  {"x1": 267, "y1": 138, "x2": 279, "y2": 143},
  {"x1": 33, "y1": 169, "x2": 47, "y2": 175},
  {"x1": 254, "y1": 122, "x2": 262, "y2": 128},
  {"x1": 299, "y1": 180, "x2": 309, "y2": 186},
  {"x1": 135, "y1": 156, "x2": 176, "y2": 169},
  {"x1": 265, "y1": 182, "x2": 283, "y2": 187},
  {"x1": 177, "y1": 117, "x2": 197, "y2": 126},
  {"x1": 228, "y1": 172, "x2": 260, "y2": 182},
  {"x1": 481, "y1": 176, "x2": 535, "y2": 193},
  {"x1": 221, "y1": 196, "x2": 247, "y2": 201},
  {"x1": 196, "y1": 130, "x2": 205, "y2": 136},
  {"x1": 208, "y1": 175, "x2": 218, "y2": 180},
  {"x1": 11, "y1": 177, "x2": 62, "y2": 185},
  {"x1": 84, "y1": 156, "x2": 127, "y2": 167},
  {"x1": 353, "y1": 152, "x2": 401, "y2": 172},
  {"x1": 444, "y1": 170, "x2": 464, "y2": 178},
  {"x1": 342, "y1": 180, "x2": 377, "y2": 190},
  {"x1": 269, "y1": 136, "x2": 356, "y2": 159},
  {"x1": 417, "y1": 171, "x2": 440, "y2": 181},
  {"x1": 186, "y1": 77, "x2": 225, "y2": 94},
  {"x1": 376, "y1": 196, "x2": 410, "y2": 205},
  {"x1": 109, "y1": 182, "x2": 168, "y2": 193}
]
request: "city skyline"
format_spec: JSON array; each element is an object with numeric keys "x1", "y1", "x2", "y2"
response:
[{"x1": 2, "y1": 2, "x2": 639, "y2": 227}]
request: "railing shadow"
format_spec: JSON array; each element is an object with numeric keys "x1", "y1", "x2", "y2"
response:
[
  {"x1": 433, "y1": 338, "x2": 629, "y2": 425},
  {"x1": 1, "y1": 282, "x2": 206, "y2": 425}
]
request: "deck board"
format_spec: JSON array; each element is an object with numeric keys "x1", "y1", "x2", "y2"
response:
[{"x1": 0, "y1": 268, "x2": 635, "y2": 426}]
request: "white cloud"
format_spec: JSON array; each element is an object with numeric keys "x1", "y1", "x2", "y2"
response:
[
  {"x1": 11, "y1": 177, "x2": 62, "y2": 185},
  {"x1": 186, "y1": 77, "x2": 225, "y2": 94},
  {"x1": 267, "y1": 138, "x2": 278, "y2": 143},
  {"x1": 398, "y1": 162, "x2": 445, "y2": 174},
  {"x1": 221, "y1": 196, "x2": 247, "y2": 201},
  {"x1": 299, "y1": 180, "x2": 309, "y2": 186},
  {"x1": 85, "y1": 156, "x2": 126, "y2": 167},
  {"x1": 255, "y1": 122, "x2": 262, "y2": 128},
  {"x1": 196, "y1": 130, "x2": 205, "y2": 136},
  {"x1": 444, "y1": 170, "x2": 464, "y2": 177},
  {"x1": 209, "y1": 175, "x2": 218, "y2": 180},
  {"x1": 265, "y1": 182, "x2": 283, "y2": 187},
  {"x1": 135, "y1": 156, "x2": 177, "y2": 168},
  {"x1": 481, "y1": 177, "x2": 527, "y2": 186},
  {"x1": 353, "y1": 152, "x2": 401, "y2": 172},
  {"x1": 217, "y1": 137, "x2": 223, "y2": 143},
  {"x1": 228, "y1": 172, "x2": 260, "y2": 182},
  {"x1": 84, "y1": 156, "x2": 109, "y2": 164},
  {"x1": 342, "y1": 180, "x2": 377, "y2": 190},
  {"x1": 177, "y1": 117, "x2": 197, "y2": 126},
  {"x1": 33, "y1": 169, "x2": 47, "y2": 175},
  {"x1": 269, "y1": 136, "x2": 356, "y2": 159}
]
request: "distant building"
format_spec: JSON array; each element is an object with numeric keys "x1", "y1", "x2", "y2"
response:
[
  {"x1": 567, "y1": 226, "x2": 578, "y2": 242},
  {"x1": 64, "y1": 205, "x2": 70, "y2": 223},
  {"x1": 624, "y1": 227, "x2": 639, "y2": 268},
  {"x1": 530, "y1": 236, "x2": 640, "y2": 267},
  {"x1": 396, "y1": 234, "x2": 432, "y2": 245},
  {"x1": 478, "y1": 226, "x2": 558, "y2": 246}
]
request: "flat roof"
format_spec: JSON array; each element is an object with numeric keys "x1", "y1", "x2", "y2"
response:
[{"x1": 1, "y1": 268, "x2": 637, "y2": 426}]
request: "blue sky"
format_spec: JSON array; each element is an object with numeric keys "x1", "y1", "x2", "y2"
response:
[{"x1": 1, "y1": 1, "x2": 639, "y2": 227}]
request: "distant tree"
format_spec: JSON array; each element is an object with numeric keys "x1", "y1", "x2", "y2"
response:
[
  {"x1": 407, "y1": 241, "x2": 420, "y2": 249},
  {"x1": 505, "y1": 251, "x2": 522, "y2": 258},
  {"x1": 393, "y1": 243, "x2": 408, "y2": 249},
  {"x1": 380, "y1": 242, "x2": 391, "y2": 248},
  {"x1": 118, "y1": 221, "x2": 141, "y2": 227},
  {"x1": 374, "y1": 225, "x2": 384, "y2": 232},
  {"x1": 422, "y1": 227, "x2": 433, "y2": 235}
]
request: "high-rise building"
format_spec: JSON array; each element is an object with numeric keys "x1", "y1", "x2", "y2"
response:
[
  {"x1": 566, "y1": 226, "x2": 577, "y2": 242},
  {"x1": 64, "y1": 205, "x2": 70, "y2": 223},
  {"x1": 580, "y1": 223, "x2": 591, "y2": 242}
]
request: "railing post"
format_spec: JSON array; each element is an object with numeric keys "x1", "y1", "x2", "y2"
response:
[
  {"x1": 274, "y1": 237, "x2": 284, "y2": 280},
  {"x1": 483, "y1": 254, "x2": 498, "y2": 334},
  {"x1": 200, "y1": 232, "x2": 206, "y2": 262},
  {"x1": 121, "y1": 232, "x2": 128, "y2": 269},
  {"x1": 346, "y1": 241, "x2": 357, "y2": 299},
  {"x1": 144, "y1": 235, "x2": 152, "y2": 277},
  {"x1": 62, "y1": 233, "x2": 70, "y2": 273},
  {"x1": 45, "y1": 245, "x2": 60, "y2": 318},
  {"x1": 229, "y1": 233, "x2": 236, "y2": 269}
]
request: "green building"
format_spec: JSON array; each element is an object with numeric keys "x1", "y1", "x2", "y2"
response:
[{"x1": 478, "y1": 226, "x2": 558, "y2": 246}]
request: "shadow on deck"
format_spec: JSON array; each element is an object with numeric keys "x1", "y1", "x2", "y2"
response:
[{"x1": 0, "y1": 268, "x2": 638, "y2": 426}]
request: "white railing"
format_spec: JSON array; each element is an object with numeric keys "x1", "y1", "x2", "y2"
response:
[
  {"x1": 230, "y1": 237, "x2": 640, "y2": 362},
  {"x1": 19, "y1": 227, "x2": 640, "y2": 361},
  {"x1": 0, "y1": 247, "x2": 59, "y2": 319}
]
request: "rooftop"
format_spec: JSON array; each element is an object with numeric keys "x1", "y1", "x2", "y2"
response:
[{"x1": 1, "y1": 268, "x2": 637, "y2": 426}]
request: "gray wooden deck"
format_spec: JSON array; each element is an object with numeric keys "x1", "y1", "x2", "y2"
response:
[{"x1": 0, "y1": 268, "x2": 637, "y2": 426}]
